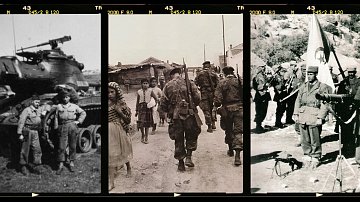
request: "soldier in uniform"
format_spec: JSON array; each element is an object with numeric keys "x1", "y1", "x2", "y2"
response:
[
  {"x1": 214, "y1": 66, "x2": 243, "y2": 166},
  {"x1": 194, "y1": 61, "x2": 219, "y2": 133},
  {"x1": 252, "y1": 65, "x2": 271, "y2": 133},
  {"x1": 17, "y1": 94, "x2": 48, "y2": 175},
  {"x1": 293, "y1": 66, "x2": 330, "y2": 169},
  {"x1": 54, "y1": 90, "x2": 87, "y2": 175},
  {"x1": 270, "y1": 65, "x2": 287, "y2": 128},
  {"x1": 284, "y1": 61, "x2": 298, "y2": 124},
  {"x1": 335, "y1": 67, "x2": 360, "y2": 157},
  {"x1": 159, "y1": 67, "x2": 202, "y2": 172}
]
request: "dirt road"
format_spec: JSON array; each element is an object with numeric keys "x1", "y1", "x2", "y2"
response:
[{"x1": 110, "y1": 91, "x2": 243, "y2": 194}]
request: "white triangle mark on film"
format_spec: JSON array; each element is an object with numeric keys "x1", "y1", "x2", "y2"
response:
[
  {"x1": 32, "y1": 193, "x2": 39, "y2": 197},
  {"x1": 316, "y1": 193, "x2": 323, "y2": 197},
  {"x1": 174, "y1": 193, "x2": 181, "y2": 197}
]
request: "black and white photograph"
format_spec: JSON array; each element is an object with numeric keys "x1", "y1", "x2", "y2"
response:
[
  {"x1": 251, "y1": 14, "x2": 360, "y2": 193},
  {"x1": 0, "y1": 14, "x2": 101, "y2": 193},
  {"x1": 108, "y1": 14, "x2": 243, "y2": 193}
]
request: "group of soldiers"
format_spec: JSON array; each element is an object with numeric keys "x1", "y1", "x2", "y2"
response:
[
  {"x1": 159, "y1": 60, "x2": 243, "y2": 171},
  {"x1": 253, "y1": 59, "x2": 360, "y2": 169},
  {"x1": 15, "y1": 89, "x2": 86, "y2": 176},
  {"x1": 253, "y1": 61, "x2": 303, "y2": 133}
]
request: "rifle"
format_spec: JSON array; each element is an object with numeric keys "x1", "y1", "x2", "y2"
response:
[
  {"x1": 267, "y1": 66, "x2": 283, "y2": 87},
  {"x1": 236, "y1": 64, "x2": 243, "y2": 99},
  {"x1": 183, "y1": 58, "x2": 202, "y2": 126}
]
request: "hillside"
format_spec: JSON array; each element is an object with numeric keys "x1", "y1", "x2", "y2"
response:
[{"x1": 251, "y1": 14, "x2": 360, "y2": 68}]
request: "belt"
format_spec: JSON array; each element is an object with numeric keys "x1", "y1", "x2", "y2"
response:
[
  {"x1": 300, "y1": 103, "x2": 319, "y2": 108},
  {"x1": 59, "y1": 120, "x2": 75, "y2": 125},
  {"x1": 24, "y1": 124, "x2": 40, "y2": 130}
]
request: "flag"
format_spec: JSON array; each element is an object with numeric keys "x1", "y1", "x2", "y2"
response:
[{"x1": 306, "y1": 14, "x2": 335, "y2": 93}]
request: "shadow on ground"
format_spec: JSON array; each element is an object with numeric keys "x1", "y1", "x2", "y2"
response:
[{"x1": 251, "y1": 151, "x2": 282, "y2": 165}]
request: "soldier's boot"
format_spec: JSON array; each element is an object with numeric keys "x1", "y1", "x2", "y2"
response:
[
  {"x1": 207, "y1": 124, "x2": 213, "y2": 133},
  {"x1": 274, "y1": 117, "x2": 284, "y2": 128},
  {"x1": 185, "y1": 150, "x2": 195, "y2": 167},
  {"x1": 21, "y1": 165, "x2": 29, "y2": 176},
  {"x1": 227, "y1": 144, "x2": 234, "y2": 157},
  {"x1": 178, "y1": 159, "x2": 185, "y2": 172},
  {"x1": 234, "y1": 150, "x2": 241, "y2": 166},
  {"x1": 212, "y1": 121, "x2": 216, "y2": 130},
  {"x1": 255, "y1": 123, "x2": 265, "y2": 133},
  {"x1": 29, "y1": 163, "x2": 41, "y2": 175},
  {"x1": 56, "y1": 162, "x2": 64, "y2": 175},
  {"x1": 69, "y1": 161, "x2": 75, "y2": 172}
]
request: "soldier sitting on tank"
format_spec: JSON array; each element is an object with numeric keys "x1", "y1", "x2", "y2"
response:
[
  {"x1": 54, "y1": 90, "x2": 86, "y2": 175},
  {"x1": 17, "y1": 94, "x2": 49, "y2": 175}
]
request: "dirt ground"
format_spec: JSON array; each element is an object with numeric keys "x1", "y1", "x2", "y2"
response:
[
  {"x1": 0, "y1": 148, "x2": 101, "y2": 193},
  {"x1": 110, "y1": 88, "x2": 243, "y2": 194},
  {"x1": 251, "y1": 89, "x2": 360, "y2": 194}
]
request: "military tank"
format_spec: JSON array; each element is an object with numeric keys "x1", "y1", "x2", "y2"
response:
[{"x1": 0, "y1": 36, "x2": 101, "y2": 160}]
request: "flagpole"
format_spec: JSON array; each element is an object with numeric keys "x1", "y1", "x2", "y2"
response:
[
  {"x1": 222, "y1": 15, "x2": 226, "y2": 68},
  {"x1": 331, "y1": 45, "x2": 349, "y2": 86}
]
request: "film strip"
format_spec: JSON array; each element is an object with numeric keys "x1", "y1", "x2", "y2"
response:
[{"x1": 1, "y1": 3, "x2": 360, "y2": 198}]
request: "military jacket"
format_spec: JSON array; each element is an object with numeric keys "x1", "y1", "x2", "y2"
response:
[
  {"x1": 294, "y1": 80, "x2": 330, "y2": 125},
  {"x1": 214, "y1": 75, "x2": 242, "y2": 109},
  {"x1": 194, "y1": 69, "x2": 219, "y2": 92},
  {"x1": 160, "y1": 77, "x2": 201, "y2": 120}
]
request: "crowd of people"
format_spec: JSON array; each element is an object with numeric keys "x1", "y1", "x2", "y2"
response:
[{"x1": 109, "y1": 60, "x2": 243, "y2": 191}]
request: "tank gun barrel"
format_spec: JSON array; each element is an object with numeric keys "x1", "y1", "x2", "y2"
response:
[{"x1": 17, "y1": 35, "x2": 72, "y2": 51}]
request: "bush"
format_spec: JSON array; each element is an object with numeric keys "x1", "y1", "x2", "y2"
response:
[
  {"x1": 323, "y1": 24, "x2": 340, "y2": 36},
  {"x1": 280, "y1": 22, "x2": 290, "y2": 29}
]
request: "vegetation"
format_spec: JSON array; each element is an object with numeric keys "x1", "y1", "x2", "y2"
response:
[{"x1": 252, "y1": 33, "x2": 308, "y2": 67}]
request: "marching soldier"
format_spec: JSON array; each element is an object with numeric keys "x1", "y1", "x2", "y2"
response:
[
  {"x1": 252, "y1": 64, "x2": 271, "y2": 133},
  {"x1": 335, "y1": 67, "x2": 360, "y2": 157},
  {"x1": 17, "y1": 94, "x2": 49, "y2": 175},
  {"x1": 214, "y1": 66, "x2": 243, "y2": 166},
  {"x1": 54, "y1": 90, "x2": 86, "y2": 175},
  {"x1": 160, "y1": 67, "x2": 202, "y2": 172},
  {"x1": 293, "y1": 66, "x2": 330, "y2": 169},
  {"x1": 194, "y1": 61, "x2": 219, "y2": 133}
]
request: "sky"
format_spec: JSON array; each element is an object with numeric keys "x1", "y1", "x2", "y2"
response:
[
  {"x1": 0, "y1": 14, "x2": 101, "y2": 71},
  {"x1": 109, "y1": 14, "x2": 243, "y2": 67}
]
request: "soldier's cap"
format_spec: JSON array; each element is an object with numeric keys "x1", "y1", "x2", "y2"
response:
[
  {"x1": 169, "y1": 67, "x2": 182, "y2": 76},
  {"x1": 31, "y1": 94, "x2": 40, "y2": 101},
  {"x1": 222, "y1": 66, "x2": 234, "y2": 74},
  {"x1": 347, "y1": 67, "x2": 357, "y2": 72},
  {"x1": 202, "y1": 61, "x2": 210, "y2": 65},
  {"x1": 301, "y1": 64, "x2": 307, "y2": 70},
  {"x1": 307, "y1": 66, "x2": 318, "y2": 73},
  {"x1": 290, "y1": 60, "x2": 297, "y2": 65}
]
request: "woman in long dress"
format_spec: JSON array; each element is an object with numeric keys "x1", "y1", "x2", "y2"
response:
[{"x1": 108, "y1": 82, "x2": 132, "y2": 191}]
